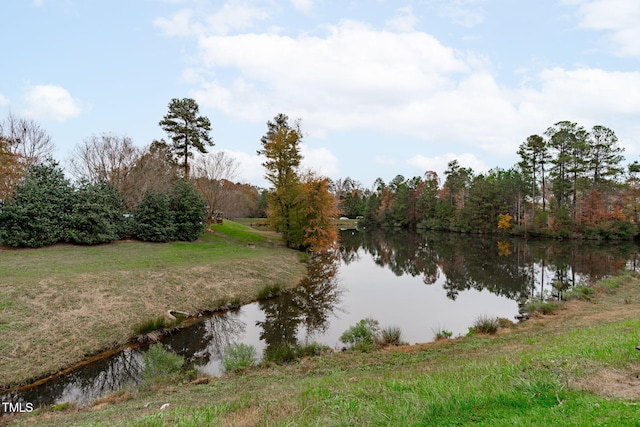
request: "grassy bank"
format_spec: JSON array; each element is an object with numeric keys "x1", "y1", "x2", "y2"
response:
[
  {"x1": 7, "y1": 271, "x2": 640, "y2": 426},
  {"x1": 0, "y1": 221, "x2": 306, "y2": 388}
]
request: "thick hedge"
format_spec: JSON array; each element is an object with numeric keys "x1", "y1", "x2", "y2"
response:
[
  {"x1": 66, "y1": 181, "x2": 127, "y2": 245},
  {"x1": 0, "y1": 165, "x2": 206, "y2": 247},
  {"x1": 131, "y1": 179, "x2": 206, "y2": 242},
  {"x1": 0, "y1": 161, "x2": 72, "y2": 247}
]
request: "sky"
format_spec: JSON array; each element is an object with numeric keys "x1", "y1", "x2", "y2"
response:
[{"x1": 2, "y1": 0, "x2": 640, "y2": 188}]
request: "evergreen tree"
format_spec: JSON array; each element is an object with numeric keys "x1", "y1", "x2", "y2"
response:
[
  {"x1": 170, "y1": 179, "x2": 207, "y2": 241},
  {"x1": 159, "y1": 98, "x2": 213, "y2": 179},
  {"x1": 258, "y1": 113, "x2": 303, "y2": 247},
  {"x1": 0, "y1": 160, "x2": 71, "y2": 247},
  {"x1": 587, "y1": 125, "x2": 624, "y2": 190},
  {"x1": 67, "y1": 180, "x2": 126, "y2": 245}
]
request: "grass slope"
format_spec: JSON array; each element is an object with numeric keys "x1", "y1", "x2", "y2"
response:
[
  {"x1": 0, "y1": 221, "x2": 306, "y2": 388},
  {"x1": 9, "y1": 272, "x2": 640, "y2": 426}
]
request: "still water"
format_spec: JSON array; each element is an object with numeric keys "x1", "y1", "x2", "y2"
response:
[{"x1": 3, "y1": 229, "x2": 638, "y2": 409}]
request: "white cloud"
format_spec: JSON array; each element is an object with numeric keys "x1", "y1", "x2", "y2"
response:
[
  {"x1": 516, "y1": 67, "x2": 640, "y2": 129},
  {"x1": 407, "y1": 153, "x2": 489, "y2": 178},
  {"x1": 154, "y1": 1, "x2": 269, "y2": 37},
  {"x1": 221, "y1": 149, "x2": 266, "y2": 185},
  {"x1": 162, "y1": 9, "x2": 640, "y2": 166},
  {"x1": 33, "y1": 0, "x2": 44, "y2": 7},
  {"x1": 385, "y1": 6, "x2": 418, "y2": 32},
  {"x1": 572, "y1": 0, "x2": 640, "y2": 56},
  {"x1": 300, "y1": 144, "x2": 339, "y2": 177},
  {"x1": 154, "y1": 9, "x2": 196, "y2": 37},
  {"x1": 22, "y1": 84, "x2": 85, "y2": 122},
  {"x1": 0, "y1": 93, "x2": 9, "y2": 106},
  {"x1": 291, "y1": 0, "x2": 313, "y2": 13},
  {"x1": 193, "y1": 19, "x2": 470, "y2": 131},
  {"x1": 435, "y1": 0, "x2": 486, "y2": 27}
]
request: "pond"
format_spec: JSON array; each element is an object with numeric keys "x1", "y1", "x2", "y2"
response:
[{"x1": 3, "y1": 229, "x2": 639, "y2": 411}]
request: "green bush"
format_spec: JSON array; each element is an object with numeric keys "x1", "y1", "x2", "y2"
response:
[
  {"x1": 565, "y1": 285, "x2": 596, "y2": 301},
  {"x1": 132, "y1": 192, "x2": 176, "y2": 242},
  {"x1": 141, "y1": 343, "x2": 184, "y2": 386},
  {"x1": 132, "y1": 180, "x2": 206, "y2": 242},
  {"x1": 170, "y1": 179, "x2": 207, "y2": 241},
  {"x1": 340, "y1": 318, "x2": 380, "y2": 352},
  {"x1": 222, "y1": 343, "x2": 257, "y2": 373},
  {"x1": 66, "y1": 180, "x2": 126, "y2": 245},
  {"x1": 0, "y1": 161, "x2": 72, "y2": 247},
  {"x1": 523, "y1": 300, "x2": 564, "y2": 315}
]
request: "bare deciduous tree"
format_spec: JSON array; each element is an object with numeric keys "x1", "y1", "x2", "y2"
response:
[
  {"x1": 0, "y1": 136, "x2": 23, "y2": 201},
  {"x1": 69, "y1": 133, "x2": 140, "y2": 189},
  {"x1": 0, "y1": 112, "x2": 55, "y2": 166},
  {"x1": 121, "y1": 141, "x2": 179, "y2": 209},
  {"x1": 192, "y1": 151, "x2": 240, "y2": 224}
]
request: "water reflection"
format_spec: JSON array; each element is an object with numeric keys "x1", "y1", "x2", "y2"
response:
[
  {"x1": 339, "y1": 228, "x2": 638, "y2": 302},
  {"x1": 3, "y1": 230, "x2": 638, "y2": 412},
  {"x1": 257, "y1": 250, "x2": 343, "y2": 358}
]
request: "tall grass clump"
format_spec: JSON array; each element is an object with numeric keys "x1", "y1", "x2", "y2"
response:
[
  {"x1": 140, "y1": 343, "x2": 184, "y2": 387},
  {"x1": 264, "y1": 341, "x2": 331, "y2": 364},
  {"x1": 378, "y1": 325, "x2": 403, "y2": 346},
  {"x1": 433, "y1": 328, "x2": 453, "y2": 340},
  {"x1": 340, "y1": 318, "x2": 380, "y2": 352},
  {"x1": 471, "y1": 315, "x2": 500, "y2": 335},
  {"x1": 222, "y1": 343, "x2": 257, "y2": 373}
]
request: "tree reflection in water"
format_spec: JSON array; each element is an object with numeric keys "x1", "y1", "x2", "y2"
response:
[
  {"x1": 257, "y1": 249, "x2": 343, "y2": 359},
  {"x1": 338, "y1": 228, "x2": 638, "y2": 303},
  {"x1": 5, "y1": 230, "x2": 637, "y2": 411}
]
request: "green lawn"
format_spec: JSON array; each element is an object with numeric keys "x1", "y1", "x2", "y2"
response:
[{"x1": 0, "y1": 221, "x2": 306, "y2": 388}]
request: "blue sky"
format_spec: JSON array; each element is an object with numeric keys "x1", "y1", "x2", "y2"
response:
[{"x1": 2, "y1": 0, "x2": 639, "y2": 188}]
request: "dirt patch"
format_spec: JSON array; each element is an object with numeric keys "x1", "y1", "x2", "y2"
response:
[{"x1": 571, "y1": 365, "x2": 640, "y2": 400}]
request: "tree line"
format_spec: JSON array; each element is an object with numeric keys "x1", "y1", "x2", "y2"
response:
[
  {"x1": 0, "y1": 101, "x2": 335, "y2": 250},
  {"x1": 333, "y1": 120, "x2": 639, "y2": 239}
]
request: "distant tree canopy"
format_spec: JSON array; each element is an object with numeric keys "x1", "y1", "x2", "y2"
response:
[
  {"x1": 348, "y1": 121, "x2": 635, "y2": 240},
  {"x1": 159, "y1": 98, "x2": 213, "y2": 179}
]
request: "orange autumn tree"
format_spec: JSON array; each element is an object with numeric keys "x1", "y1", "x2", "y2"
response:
[
  {"x1": 299, "y1": 172, "x2": 338, "y2": 251},
  {"x1": 0, "y1": 137, "x2": 24, "y2": 202},
  {"x1": 259, "y1": 113, "x2": 337, "y2": 250}
]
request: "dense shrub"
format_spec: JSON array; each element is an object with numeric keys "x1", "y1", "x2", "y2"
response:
[
  {"x1": 0, "y1": 161, "x2": 72, "y2": 247},
  {"x1": 340, "y1": 318, "x2": 380, "y2": 351},
  {"x1": 132, "y1": 180, "x2": 206, "y2": 242},
  {"x1": 132, "y1": 192, "x2": 176, "y2": 242},
  {"x1": 0, "y1": 164, "x2": 206, "y2": 247},
  {"x1": 222, "y1": 343, "x2": 257, "y2": 373},
  {"x1": 66, "y1": 181, "x2": 126, "y2": 244},
  {"x1": 170, "y1": 179, "x2": 207, "y2": 241}
]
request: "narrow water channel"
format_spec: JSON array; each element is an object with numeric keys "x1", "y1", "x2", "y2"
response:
[{"x1": 3, "y1": 229, "x2": 638, "y2": 411}]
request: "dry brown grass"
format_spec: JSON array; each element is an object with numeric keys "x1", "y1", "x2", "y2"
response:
[{"x1": 0, "y1": 234, "x2": 306, "y2": 388}]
